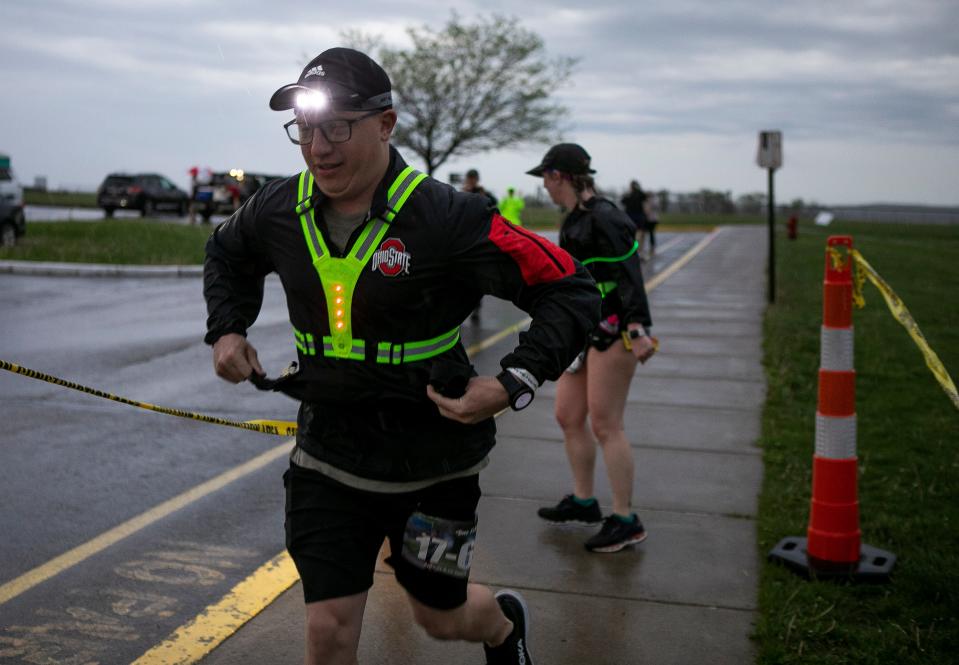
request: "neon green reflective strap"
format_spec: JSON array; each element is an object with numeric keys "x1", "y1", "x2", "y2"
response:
[
  {"x1": 596, "y1": 281, "x2": 617, "y2": 297},
  {"x1": 293, "y1": 327, "x2": 316, "y2": 356},
  {"x1": 297, "y1": 171, "x2": 324, "y2": 263},
  {"x1": 581, "y1": 240, "x2": 639, "y2": 265},
  {"x1": 295, "y1": 167, "x2": 426, "y2": 359},
  {"x1": 321, "y1": 336, "x2": 366, "y2": 360},
  {"x1": 375, "y1": 327, "x2": 460, "y2": 365},
  {"x1": 384, "y1": 167, "x2": 427, "y2": 222}
]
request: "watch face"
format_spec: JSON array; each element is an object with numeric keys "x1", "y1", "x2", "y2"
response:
[{"x1": 514, "y1": 392, "x2": 534, "y2": 410}]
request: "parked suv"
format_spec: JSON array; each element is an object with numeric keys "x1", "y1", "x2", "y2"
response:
[
  {"x1": 0, "y1": 154, "x2": 25, "y2": 247},
  {"x1": 96, "y1": 173, "x2": 189, "y2": 218},
  {"x1": 193, "y1": 170, "x2": 282, "y2": 222}
]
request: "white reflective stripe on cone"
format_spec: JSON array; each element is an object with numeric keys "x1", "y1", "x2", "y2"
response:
[
  {"x1": 815, "y1": 413, "x2": 857, "y2": 459},
  {"x1": 820, "y1": 326, "x2": 854, "y2": 372}
]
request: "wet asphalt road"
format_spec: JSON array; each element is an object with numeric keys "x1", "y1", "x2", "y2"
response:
[
  {"x1": 0, "y1": 273, "x2": 528, "y2": 663},
  {"x1": 0, "y1": 232, "x2": 696, "y2": 662}
]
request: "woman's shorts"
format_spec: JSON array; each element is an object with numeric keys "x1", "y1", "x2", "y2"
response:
[{"x1": 284, "y1": 462, "x2": 481, "y2": 609}]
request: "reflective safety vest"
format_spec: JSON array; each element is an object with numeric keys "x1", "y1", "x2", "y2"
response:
[
  {"x1": 293, "y1": 166, "x2": 460, "y2": 364},
  {"x1": 582, "y1": 240, "x2": 639, "y2": 298}
]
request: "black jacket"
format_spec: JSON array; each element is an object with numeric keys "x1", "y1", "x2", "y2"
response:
[
  {"x1": 559, "y1": 197, "x2": 652, "y2": 328},
  {"x1": 204, "y1": 147, "x2": 600, "y2": 481}
]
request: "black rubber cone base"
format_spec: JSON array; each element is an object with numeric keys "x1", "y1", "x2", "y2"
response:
[{"x1": 768, "y1": 537, "x2": 896, "y2": 583}]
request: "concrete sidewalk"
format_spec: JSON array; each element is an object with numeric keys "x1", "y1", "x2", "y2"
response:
[{"x1": 202, "y1": 226, "x2": 767, "y2": 665}]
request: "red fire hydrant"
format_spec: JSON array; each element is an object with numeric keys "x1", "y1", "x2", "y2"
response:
[{"x1": 787, "y1": 215, "x2": 798, "y2": 240}]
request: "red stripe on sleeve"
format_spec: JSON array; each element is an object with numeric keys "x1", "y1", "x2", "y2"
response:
[{"x1": 487, "y1": 213, "x2": 575, "y2": 285}]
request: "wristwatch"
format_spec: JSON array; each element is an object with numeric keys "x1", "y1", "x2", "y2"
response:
[
  {"x1": 628, "y1": 327, "x2": 648, "y2": 340},
  {"x1": 496, "y1": 369, "x2": 535, "y2": 411}
]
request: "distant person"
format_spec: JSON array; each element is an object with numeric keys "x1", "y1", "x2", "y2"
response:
[
  {"x1": 499, "y1": 187, "x2": 525, "y2": 226},
  {"x1": 462, "y1": 169, "x2": 498, "y2": 320},
  {"x1": 527, "y1": 143, "x2": 656, "y2": 553},
  {"x1": 621, "y1": 180, "x2": 650, "y2": 258},
  {"x1": 643, "y1": 190, "x2": 659, "y2": 258},
  {"x1": 204, "y1": 47, "x2": 599, "y2": 665},
  {"x1": 462, "y1": 168, "x2": 497, "y2": 208},
  {"x1": 188, "y1": 166, "x2": 199, "y2": 225}
]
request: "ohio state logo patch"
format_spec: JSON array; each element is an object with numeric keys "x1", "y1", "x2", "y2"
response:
[{"x1": 371, "y1": 238, "x2": 411, "y2": 276}]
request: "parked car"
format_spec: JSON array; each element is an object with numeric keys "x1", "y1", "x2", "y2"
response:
[
  {"x1": 96, "y1": 173, "x2": 190, "y2": 218},
  {"x1": 0, "y1": 154, "x2": 25, "y2": 247},
  {"x1": 193, "y1": 170, "x2": 283, "y2": 222}
]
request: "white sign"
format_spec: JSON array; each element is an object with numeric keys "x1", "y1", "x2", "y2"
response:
[
  {"x1": 757, "y1": 131, "x2": 783, "y2": 169},
  {"x1": 814, "y1": 211, "x2": 834, "y2": 226}
]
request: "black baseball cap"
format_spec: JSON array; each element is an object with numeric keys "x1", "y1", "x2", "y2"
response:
[
  {"x1": 269, "y1": 47, "x2": 393, "y2": 113},
  {"x1": 526, "y1": 143, "x2": 596, "y2": 176}
]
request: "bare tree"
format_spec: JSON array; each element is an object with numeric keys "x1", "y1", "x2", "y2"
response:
[{"x1": 347, "y1": 15, "x2": 575, "y2": 175}]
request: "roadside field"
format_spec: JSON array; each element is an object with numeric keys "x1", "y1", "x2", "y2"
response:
[
  {"x1": 756, "y1": 219, "x2": 958, "y2": 663},
  {"x1": 2, "y1": 213, "x2": 716, "y2": 264},
  {"x1": 522, "y1": 206, "x2": 763, "y2": 230},
  {"x1": 0, "y1": 220, "x2": 211, "y2": 264},
  {"x1": 24, "y1": 190, "x2": 98, "y2": 208}
]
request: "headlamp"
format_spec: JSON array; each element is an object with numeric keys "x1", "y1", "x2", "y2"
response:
[{"x1": 295, "y1": 90, "x2": 329, "y2": 113}]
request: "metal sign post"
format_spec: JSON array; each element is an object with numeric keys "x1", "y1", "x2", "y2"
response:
[{"x1": 757, "y1": 131, "x2": 783, "y2": 303}]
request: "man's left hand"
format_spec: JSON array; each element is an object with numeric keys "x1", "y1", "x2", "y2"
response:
[{"x1": 427, "y1": 376, "x2": 509, "y2": 424}]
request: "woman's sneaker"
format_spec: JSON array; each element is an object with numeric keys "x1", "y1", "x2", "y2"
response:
[
  {"x1": 584, "y1": 514, "x2": 647, "y2": 553},
  {"x1": 484, "y1": 589, "x2": 533, "y2": 665},
  {"x1": 536, "y1": 494, "x2": 602, "y2": 526}
]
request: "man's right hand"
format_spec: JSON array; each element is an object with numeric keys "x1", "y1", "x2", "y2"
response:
[{"x1": 212, "y1": 333, "x2": 264, "y2": 383}]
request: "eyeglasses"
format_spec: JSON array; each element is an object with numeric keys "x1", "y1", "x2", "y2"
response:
[{"x1": 283, "y1": 110, "x2": 383, "y2": 146}]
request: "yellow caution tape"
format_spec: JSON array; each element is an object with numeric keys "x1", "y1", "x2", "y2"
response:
[
  {"x1": 621, "y1": 333, "x2": 660, "y2": 353},
  {"x1": 0, "y1": 359, "x2": 298, "y2": 436},
  {"x1": 825, "y1": 247, "x2": 958, "y2": 411}
]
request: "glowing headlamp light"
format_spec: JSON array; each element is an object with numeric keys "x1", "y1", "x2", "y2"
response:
[{"x1": 295, "y1": 90, "x2": 329, "y2": 112}]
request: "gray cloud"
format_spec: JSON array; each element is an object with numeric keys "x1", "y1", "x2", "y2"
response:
[{"x1": 2, "y1": 0, "x2": 957, "y2": 203}]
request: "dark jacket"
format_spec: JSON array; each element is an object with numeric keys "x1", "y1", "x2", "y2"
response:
[
  {"x1": 559, "y1": 197, "x2": 652, "y2": 328},
  {"x1": 204, "y1": 147, "x2": 600, "y2": 481}
]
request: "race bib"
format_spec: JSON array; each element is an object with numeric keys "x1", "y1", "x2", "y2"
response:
[{"x1": 401, "y1": 511, "x2": 477, "y2": 579}]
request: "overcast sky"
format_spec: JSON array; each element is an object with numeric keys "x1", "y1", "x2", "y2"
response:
[{"x1": 3, "y1": 0, "x2": 958, "y2": 206}]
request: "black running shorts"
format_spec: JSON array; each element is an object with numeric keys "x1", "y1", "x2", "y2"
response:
[{"x1": 283, "y1": 462, "x2": 481, "y2": 609}]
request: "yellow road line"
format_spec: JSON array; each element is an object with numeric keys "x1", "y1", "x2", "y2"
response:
[
  {"x1": 136, "y1": 226, "x2": 727, "y2": 663},
  {"x1": 131, "y1": 550, "x2": 299, "y2": 665},
  {"x1": 645, "y1": 227, "x2": 721, "y2": 292},
  {"x1": 0, "y1": 442, "x2": 292, "y2": 606},
  {"x1": 466, "y1": 317, "x2": 534, "y2": 356},
  {"x1": 647, "y1": 234, "x2": 685, "y2": 256}
]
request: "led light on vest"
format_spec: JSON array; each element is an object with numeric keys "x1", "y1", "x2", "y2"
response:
[
  {"x1": 336, "y1": 321, "x2": 345, "y2": 330},
  {"x1": 335, "y1": 309, "x2": 344, "y2": 318},
  {"x1": 335, "y1": 297, "x2": 344, "y2": 305}
]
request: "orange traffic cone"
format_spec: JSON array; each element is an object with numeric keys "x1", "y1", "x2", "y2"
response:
[{"x1": 768, "y1": 236, "x2": 895, "y2": 581}]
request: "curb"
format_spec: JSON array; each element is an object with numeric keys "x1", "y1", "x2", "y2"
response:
[{"x1": 0, "y1": 260, "x2": 202, "y2": 278}]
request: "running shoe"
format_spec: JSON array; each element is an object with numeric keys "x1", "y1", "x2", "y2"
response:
[
  {"x1": 584, "y1": 514, "x2": 647, "y2": 553},
  {"x1": 484, "y1": 589, "x2": 533, "y2": 665},
  {"x1": 536, "y1": 494, "x2": 602, "y2": 526}
]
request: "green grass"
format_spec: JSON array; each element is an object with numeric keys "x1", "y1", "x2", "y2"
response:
[
  {"x1": 756, "y1": 218, "x2": 959, "y2": 663},
  {"x1": 0, "y1": 220, "x2": 212, "y2": 264},
  {"x1": 521, "y1": 207, "x2": 761, "y2": 230},
  {"x1": 522, "y1": 206, "x2": 565, "y2": 229},
  {"x1": 24, "y1": 189, "x2": 98, "y2": 208}
]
